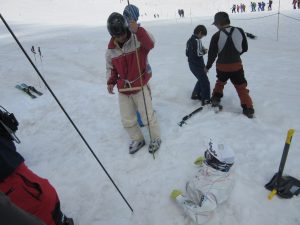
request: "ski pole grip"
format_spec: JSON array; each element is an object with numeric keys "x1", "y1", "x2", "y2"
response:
[{"x1": 285, "y1": 129, "x2": 295, "y2": 145}]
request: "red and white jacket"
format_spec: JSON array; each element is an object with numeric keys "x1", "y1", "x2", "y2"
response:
[{"x1": 105, "y1": 26, "x2": 155, "y2": 95}]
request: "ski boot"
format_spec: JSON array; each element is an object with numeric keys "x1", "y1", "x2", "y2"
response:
[
  {"x1": 201, "y1": 99, "x2": 211, "y2": 106},
  {"x1": 210, "y1": 96, "x2": 223, "y2": 113},
  {"x1": 62, "y1": 216, "x2": 74, "y2": 225},
  {"x1": 242, "y1": 106, "x2": 255, "y2": 119},
  {"x1": 149, "y1": 138, "x2": 161, "y2": 153},
  {"x1": 129, "y1": 139, "x2": 145, "y2": 154}
]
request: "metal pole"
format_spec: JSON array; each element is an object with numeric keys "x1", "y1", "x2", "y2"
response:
[{"x1": 276, "y1": 0, "x2": 281, "y2": 41}]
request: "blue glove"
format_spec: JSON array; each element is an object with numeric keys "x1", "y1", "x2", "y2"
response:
[{"x1": 123, "y1": 4, "x2": 140, "y2": 22}]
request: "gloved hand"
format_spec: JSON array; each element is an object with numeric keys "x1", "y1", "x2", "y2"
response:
[
  {"x1": 170, "y1": 189, "x2": 183, "y2": 200},
  {"x1": 128, "y1": 20, "x2": 139, "y2": 33},
  {"x1": 123, "y1": 4, "x2": 140, "y2": 22},
  {"x1": 194, "y1": 156, "x2": 205, "y2": 166}
]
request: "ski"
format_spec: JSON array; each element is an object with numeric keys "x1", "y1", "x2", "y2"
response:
[
  {"x1": 15, "y1": 84, "x2": 36, "y2": 99},
  {"x1": 21, "y1": 83, "x2": 43, "y2": 96}
]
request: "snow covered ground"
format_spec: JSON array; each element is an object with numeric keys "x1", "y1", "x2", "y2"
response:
[{"x1": 1, "y1": 0, "x2": 300, "y2": 225}]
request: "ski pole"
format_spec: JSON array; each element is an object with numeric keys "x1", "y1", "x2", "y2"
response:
[
  {"x1": 126, "y1": 1, "x2": 156, "y2": 159},
  {"x1": 31, "y1": 46, "x2": 37, "y2": 63},
  {"x1": 0, "y1": 13, "x2": 134, "y2": 213},
  {"x1": 38, "y1": 46, "x2": 44, "y2": 89},
  {"x1": 268, "y1": 129, "x2": 295, "y2": 200}
]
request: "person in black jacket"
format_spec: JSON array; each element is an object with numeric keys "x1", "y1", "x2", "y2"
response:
[
  {"x1": 186, "y1": 25, "x2": 210, "y2": 105},
  {"x1": 205, "y1": 12, "x2": 254, "y2": 118}
]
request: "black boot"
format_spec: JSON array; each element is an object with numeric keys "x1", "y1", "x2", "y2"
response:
[
  {"x1": 210, "y1": 96, "x2": 221, "y2": 107},
  {"x1": 63, "y1": 217, "x2": 74, "y2": 225},
  {"x1": 242, "y1": 104, "x2": 255, "y2": 118},
  {"x1": 201, "y1": 99, "x2": 211, "y2": 106}
]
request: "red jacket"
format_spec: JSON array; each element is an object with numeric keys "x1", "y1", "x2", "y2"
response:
[
  {"x1": 0, "y1": 163, "x2": 61, "y2": 225},
  {"x1": 106, "y1": 26, "x2": 155, "y2": 95}
]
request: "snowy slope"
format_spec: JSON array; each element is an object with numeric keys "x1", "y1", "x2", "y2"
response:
[
  {"x1": 0, "y1": 0, "x2": 293, "y2": 25},
  {"x1": 1, "y1": 1, "x2": 300, "y2": 225}
]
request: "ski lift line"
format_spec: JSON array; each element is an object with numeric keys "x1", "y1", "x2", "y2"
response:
[
  {"x1": 279, "y1": 13, "x2": 300, "y2": 22},
  {"x1": 231, "y1": 12, "x2": 278, "y2": 21},
  {"x1": 0, "y1": 13, "x2": 134, "y2": 213}
]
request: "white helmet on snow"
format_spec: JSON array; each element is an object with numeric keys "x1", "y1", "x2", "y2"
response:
[{"x1": 204, "y1": 140, "x2": 235, "y2": 172}]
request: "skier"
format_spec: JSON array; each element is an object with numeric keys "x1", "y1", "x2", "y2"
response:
[
  {"x1": 1, "y1": 191, "x2": 45, "y2": 225},
  {"x1": 232, "y1": 4, "x2": 236, "y2": 13},
  {"x1": 186, "y1": 25, "x2": 210, "y2": 105},
  {"x1": 253, "y1": 1, "x2": 257, "y2": 11},
  {"x1": 178, "y1": 9, "x2": 182, "y2": 17},
  {"x1": 258, "y1": 2, "x2": 262, "y2": 11},
  {"x1": 0, "y1": 107, "x2": 74, "y2": 225},
  {"x1": 105, "y1": 9, "x2": 161, "y2": 154},
  {"x1": 268, "y1": 0, "x2": 273, "y2": 10},
  {"x1": 170, "y1": 140, "x2": 235, "y2": 225},
  {"x1": 205, "y1": 12, "x2": 255, "y2": 118},
  {"x1": 261, "y1": 1, "x2": 266, "y2": 11},
  {"x1": 292, "y1": 0, "x2": 297, "y2": 9}
]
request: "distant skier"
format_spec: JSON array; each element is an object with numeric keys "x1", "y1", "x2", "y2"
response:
[
  {"x1": 258, "y1": 2, "x2": 262, "y2": 11},
  {"x1": 268, "y1": 0, "x2": 273, "y2": 10},
  {"x1": 250, "y1": 2, "x2": 254, "y2": 11},
  {"x1": 0, "y1": 107, "x2": 74, "y2": 225},
  {"x1": 105, "y1": 8, "x2": 161, "y2": 154},
  {"x1": 232, "y1": 4, "x2": 236, "y2": 13},
  {"x1": 178, "y1": 9, "x2": 182, "y2": 17},
  {"x1": 186, "y1": 25, "x2": 210, "y2": 105},
  {"x1": 253, "y1": 1, "x2": 257, "y2": 11},
  {"x1": 205, "y1": 12, "x2": 255, "y2": 118},
  {"x1": 242, "y1": 4, "x2": 246, "y2": 12},
  {"x1": 261, "y1": 1, "x2": 266, "y2": 11},
  {"x1": 170, "y1": 140, "x2": 235, "y2": 225},
  {"x1": 292, "y1": 0, "x2": 297, "y2": 9}
]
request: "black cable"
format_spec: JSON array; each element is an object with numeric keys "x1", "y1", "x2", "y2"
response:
[
  {"x1": 280, "y1": 13, "x2": 300, "y2": 22},
  {"x1": 0, "y1": 13, "x2": 133, "y2": 213},
  {"x1": 231, "y1": 12, "x2": 278, "y2": 20}
]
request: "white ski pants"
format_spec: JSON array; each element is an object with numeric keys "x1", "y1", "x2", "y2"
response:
[{"x1": 118, "y1": 85, "x2": 160, "y2": 141}]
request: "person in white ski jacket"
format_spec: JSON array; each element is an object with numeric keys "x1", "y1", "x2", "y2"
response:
[{"x1": 170, "y1": 141, "x2": 235, "y2": 225}]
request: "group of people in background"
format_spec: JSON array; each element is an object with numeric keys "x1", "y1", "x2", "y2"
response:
[
  {"x1": 178, "y1": 9, "x2": 185, "y2": 17},
  {"x1": 231, "y1": 3, "x2": 247, "y2": 13},
  {"x1": 292, "y1": 0, "x2": 300, "y2": 9},
  {"x1": 232, "y1": 0, "x2": 273, "y2": 13}
]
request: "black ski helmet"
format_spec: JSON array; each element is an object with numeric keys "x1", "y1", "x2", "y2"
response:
[
  {"x1": 212, "y1": 12, "x2": 230, "y2": 26},
  {"x1": 107, "y1": 12, "x2": 128, "y2": 37}
]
